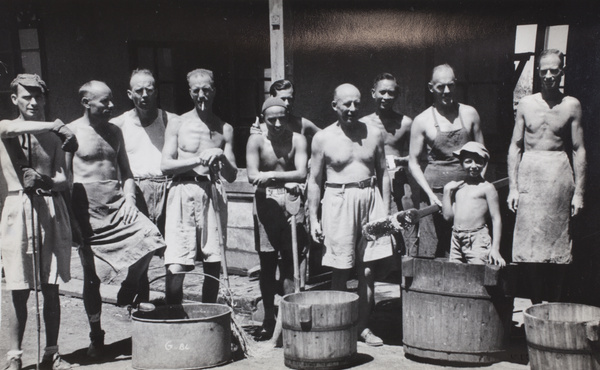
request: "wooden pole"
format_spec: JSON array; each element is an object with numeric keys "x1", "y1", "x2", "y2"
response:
[{"x1": 269, "y1": 0, "x2": 285, "y2": 82}]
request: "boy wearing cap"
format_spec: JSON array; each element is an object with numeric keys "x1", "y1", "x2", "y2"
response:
[
  {"x1": 246, "y1": 97, "x2": 308, "y2": 338},
  {"x1": 442, "y1": 142, "x2": 505, "y2": 266},
  {"x1": 0, "y1": 74, "x2": 76, "y2": 370}
]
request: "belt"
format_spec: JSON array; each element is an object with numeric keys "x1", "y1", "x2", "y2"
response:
[
  {"x1": 10, "y1": 189, "x2": 57, "y2": 197},
  {"x1": 134, "y1": 175, "x2": 171, "y2": 182},
  {"x1": 325, "y1": 177, "x2": 375, "y2": 189},
  {"x1": 172, "y1": 175, "x2": 210, "y2": 183}
]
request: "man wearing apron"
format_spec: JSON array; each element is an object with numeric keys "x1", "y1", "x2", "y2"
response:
[
  {"x1": 408, "y1": 64, "x2": 484, "y2": 257},
  {"x1": 508, "y1": 49, "x2": 586, "y2": 303}
]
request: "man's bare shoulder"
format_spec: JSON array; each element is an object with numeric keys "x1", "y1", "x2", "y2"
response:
[
  {"x1": 312, "y1": 124, "x2": 338, "y2": 145},
  {"x1": 412, "y1": 107, "x2": 433, "y2": 130},
  {"x1": 68, "y1": 117, "x2": 87, "y2": 131},
  {"x1": 517, "y1": 94, "x2": 539, "y2": 107},
  {"x1": 360, "y1": 113, "x2": 379, "y2": 125},
  {"x1": 459, "y1": 103, "x2": 479, "y2": 117},
  {"x1": 223, "y1": 121, "x2": 234, "y2": 136},
  {"x1": 562, "y1": 95, "x2": 582, "y2": 110},
  {"x1": 109, "y1": 109, "x2": 134, "y2": 127}
]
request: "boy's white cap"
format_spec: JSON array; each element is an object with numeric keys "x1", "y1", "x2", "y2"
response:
[{"x1": 453, "y1": 141, "x2": 490, "y2": 161}]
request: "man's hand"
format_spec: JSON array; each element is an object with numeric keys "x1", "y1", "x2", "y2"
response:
[
  {"x1": 427, "y1": 192, "x2": 442, "y2": 207},
  {"x1": 571, "y1": 193, "x2": 584, "y2": 216},
  {"x1": 250, "y1": 117, "x2": 263, "y2": 135},
  {"x1": 311, "y1": 221, "x2": 324, "y2": 243},
  {"x1": 507, "y1": 189, "x2": 519, "y2": 213},
  {"x1": 488, "y1": 250, "x2": 506, "y2": 267},
  {"x1": 22, "y1": 166, "x2": 53, "y2": 193},
  {"x1": 198, "y1": 148, "x2": 224, "y2": 167},
  {"x1": 252, "y1": 171, "x2": 275, "y2": 186},
  {"x1": 50, "y1": 119, "x2": 79, "y2": 153},
  {"x1": 120, "y1": 195, "x2": 139, "y2": 224},
  {"x1": 444, "y1": 180, "x2": 464, "y2": 193}
]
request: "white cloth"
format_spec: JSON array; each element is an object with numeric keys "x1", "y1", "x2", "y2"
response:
[{"x1": 111, "y1": 109, "x2": 176, "y2": 178}]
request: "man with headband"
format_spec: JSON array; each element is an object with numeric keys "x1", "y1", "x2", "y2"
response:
[{"x1": 246, "y1": 97, "x2": 308, "y2": 339}]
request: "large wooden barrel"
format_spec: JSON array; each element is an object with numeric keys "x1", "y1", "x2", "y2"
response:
[
  {"x1": 524, "y1": 303, "x2": 600, "y2": 370},
  {"x1": 281, "y1": 291, "x2": 359, "y2": 369},
  {"x1": 401, "y1": 257, "x2": 514, "y2": 364}
]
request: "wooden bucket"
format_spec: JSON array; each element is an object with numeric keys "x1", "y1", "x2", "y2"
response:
[
  {"x1": 524, "y1": 303, "x2": 600, "y2": 370},
  {"x1": 401, "y1": 257, "x2": 515, "y2": 364},
  {"x1": 281, "y1": 291, "x2": 359, "y2": 369}
]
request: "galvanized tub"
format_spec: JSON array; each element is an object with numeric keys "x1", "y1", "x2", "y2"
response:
[
  {"x1": 281, "y1": 291, "x2": 359, "y2": 369},
  {"x1": 131, "y1": 303, "x2": 232, "y2": 370}
]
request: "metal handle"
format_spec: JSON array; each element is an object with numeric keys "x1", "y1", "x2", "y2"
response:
[{"x1": 586, "y1": 320, "x2": 600, "y2": 342}]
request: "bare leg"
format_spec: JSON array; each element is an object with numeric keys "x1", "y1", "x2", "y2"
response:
[
  {"x1": 117, "y1": 252, "x2": 154, "y2": 306},
  {"x1": 165, "y1": 264, "x2": 185, "y2": 305},
  {"x1": 7, "y1": 290, "x2": 30, "y2": 351},
  {"x1": 41, "y1": 284, "x2": 60, "y2": 348},
  {"x1": 357, "y1": 264, "x2": 375, "y2": 333},
  {"x1": 202, "y1": 262, "x2": 220, "y2": 303},
  {"x1": 331, "y1": 268, "x2": 351, "y2": 291},
  {"x1": 79, "y1": 246, "x2": 102, "y2": 335},
  {"x1": 258, "y1": 252, "x2": 278, "y2": 336}
]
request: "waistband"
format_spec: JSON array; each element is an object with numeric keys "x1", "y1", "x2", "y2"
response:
[
  {"x1": 452, "y1": 224, "x2": 487, "y2": 233},
  {"x1": 8, "y1": 189, "x2": 58, "y2": 197},
  {"x1": 134, "y1": 175, "x2": 171, "y2": 182},
  {"x1": 255, "y1": 186, "x2": 286, "y2": 195},
  {"x1": 325, "y1": 177, "x2": 376, "y2": 189},
  {"x1": 172, "y1": 174, "x2": 210, "y2": 183}
]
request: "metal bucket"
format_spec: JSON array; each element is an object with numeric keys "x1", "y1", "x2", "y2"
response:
[
  {"x1": 131, "y1": 303, "x2": 232, "y2": 370},
  {"x1": 281, "y1": 290, "x2": 359, "y2": 369}
]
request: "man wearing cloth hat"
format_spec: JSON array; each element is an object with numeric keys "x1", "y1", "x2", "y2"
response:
[
  {"x1": 0, "y1": 74, "x2": 78, "y2": 370},
  {"x1": 442, "y1": 142, "x2": 505, "y2": 266},
  {"x1": 246, "y1": 97, "x2": 308, "y2": 338},
  {"x1": 507, "y1": 49, "x2": 586, "y2": 303}
]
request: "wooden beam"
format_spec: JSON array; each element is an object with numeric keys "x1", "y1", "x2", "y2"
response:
[{"x1": 269, "y1": 0, "x2": 284, "y2": 82}]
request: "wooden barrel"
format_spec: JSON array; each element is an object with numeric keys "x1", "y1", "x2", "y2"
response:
[
  {"x1": 281, "y1": 291, "x2": 359, "y2": 369},
  {"x1": 524, "y1": 303, "x2": 600, "y2": 370},
  {"x1": 401, "y1": 257, "x2": 515, "y2": 364}
]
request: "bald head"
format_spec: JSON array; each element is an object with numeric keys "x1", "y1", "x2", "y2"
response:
[
  {"x1": 79, "y1": 80, "x2": 112, "y2": 101},
  {"x1": 332, "y1": 83, "x2": 361, "y2": 124},
  {"x1": 430, "y1": 64, "x2": 455, "y2": 84},
  {"x1": 79, "y1": 80, "x2": 114, "y2": 120}
]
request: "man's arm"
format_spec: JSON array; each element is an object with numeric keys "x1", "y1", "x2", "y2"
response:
[
  {"x1": 468, "y1": 107, "x2": 485, "y2": 145},
  {"x1": 114, "y1": 127, "x2": 138, "y2": 224},
  {"x1": 51, "y1": 137, "x2": 69, "y2": 192},
  {"x1": 507, "y1": 103, "x2": 525, "y2": 213},
  {"x1": 570, "y1": 98, "x2": 586, "y2": 216},
  {"x1": 307, "y1": 131, "x2": 325, "y2": 242},
  {"x1": 408, "y1": 116, "x2": 440, "y2": 206},
  {"x1": 486, "y1": 183, "x2": 505, "y2": 266},
  {"x1": 245, "y1": 134, "x2": 263, "y2": 184},
  {"x1": 218, "y1": 123, "x2": 238, "y2": 183},
  {"x1": 0, "y1": 119, "x2": 59, "y2": 138},
  {"x1": 374, "y1": 129, "x2": 391, "y2": 212},
  {"x1": 301, "y1": 117, "x2": 321, "y2": 138},
  {"x1": 442, "y1": 181, "x2": 462, "y2": 221}
]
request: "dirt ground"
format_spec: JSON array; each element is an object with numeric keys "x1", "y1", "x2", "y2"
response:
[{"x1": 0, "y1": 254, "x2": 532, "y2": 369}]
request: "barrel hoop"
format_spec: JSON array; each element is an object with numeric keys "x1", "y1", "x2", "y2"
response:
[
  {"x1": 403, "y1": 342, "x2": 504, "y2": 355},
  {"x1": 527, "y1": 341, "x2": 595, "y2": 355},
  {"x1": 282, "y1": 322, "x2": 356, "y2": 332},
  {"x1": 403, "y1": 286, "x2": 492, "y2": 300},
  {"x1": 284, "y1": 353, "x2": 355, "y2": 364}
]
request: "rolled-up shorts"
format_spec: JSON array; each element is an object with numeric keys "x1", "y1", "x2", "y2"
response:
[
  {"x1": 0, "y1": 191, "x2": 72, "y2": 290},
  {"x1": 321, "y1": 178, "x2": 393, "y2": 270},
  {"x1": 254, "y1": 187, "x2": 308, "y2": 260},
  {"x1": 449, "y1": 224, "x2": 491, "y2": 264},
  {"x1": 164, "y1": 180, "x2": 227, "y2": 266}
]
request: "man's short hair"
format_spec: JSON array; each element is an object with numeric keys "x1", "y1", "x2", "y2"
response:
[
  {"x1": 430, "y1": 64, "x2": 455, "y2": 83},
  {"x1": 372, "y1": 73, "x2": 396, "y2": 89},
  {"x1": 539, "y1": 49, "x2": 565, "y2": 69},
  {"x1": 79, "y1": 80, "x2": 107, "y2": 100},
  {"x1": 10, "y1": 74, "x2": 47, "y2": 95},
  {"x1": 130, "y1": 68, "x2": 155, "y2": 87},
  {"x1": 269, "y1": 79, "x2": 294, "y2": 97},
  {"x1": 186, "y1": 69, "x2": 214, "y2": 86}
]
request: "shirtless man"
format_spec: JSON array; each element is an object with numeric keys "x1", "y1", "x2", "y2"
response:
[
  {"x1": 508, "y1": 49, "x2": 586, "y2": 303},
  {"x1": 0, "y1": 74, "x2": 76, "y2": 370},
  {"x1": 68, "y1": 81, "x2": 166, "y2": 357},
  {"x1": 246, "y1": 97, "x2": 308, "y2": 338},
  {"x1": 161, "y1": 68, "x2": 237, "y2": 305},
  {"x1": 111, "y1": 69, "x2": 177, "y2": 233},
  {"x1": 361, "y1": 72, "x2": 418, "y2": 255},
  {"x1": 251, "y1": 80, "x2": 320, "y2": 145},
  {"x1": 308, "y1": 84, "x2": 392, "y2": 346},
  {"x1": 409, "y1": 64, "x2": 484, "y2": 258}
]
